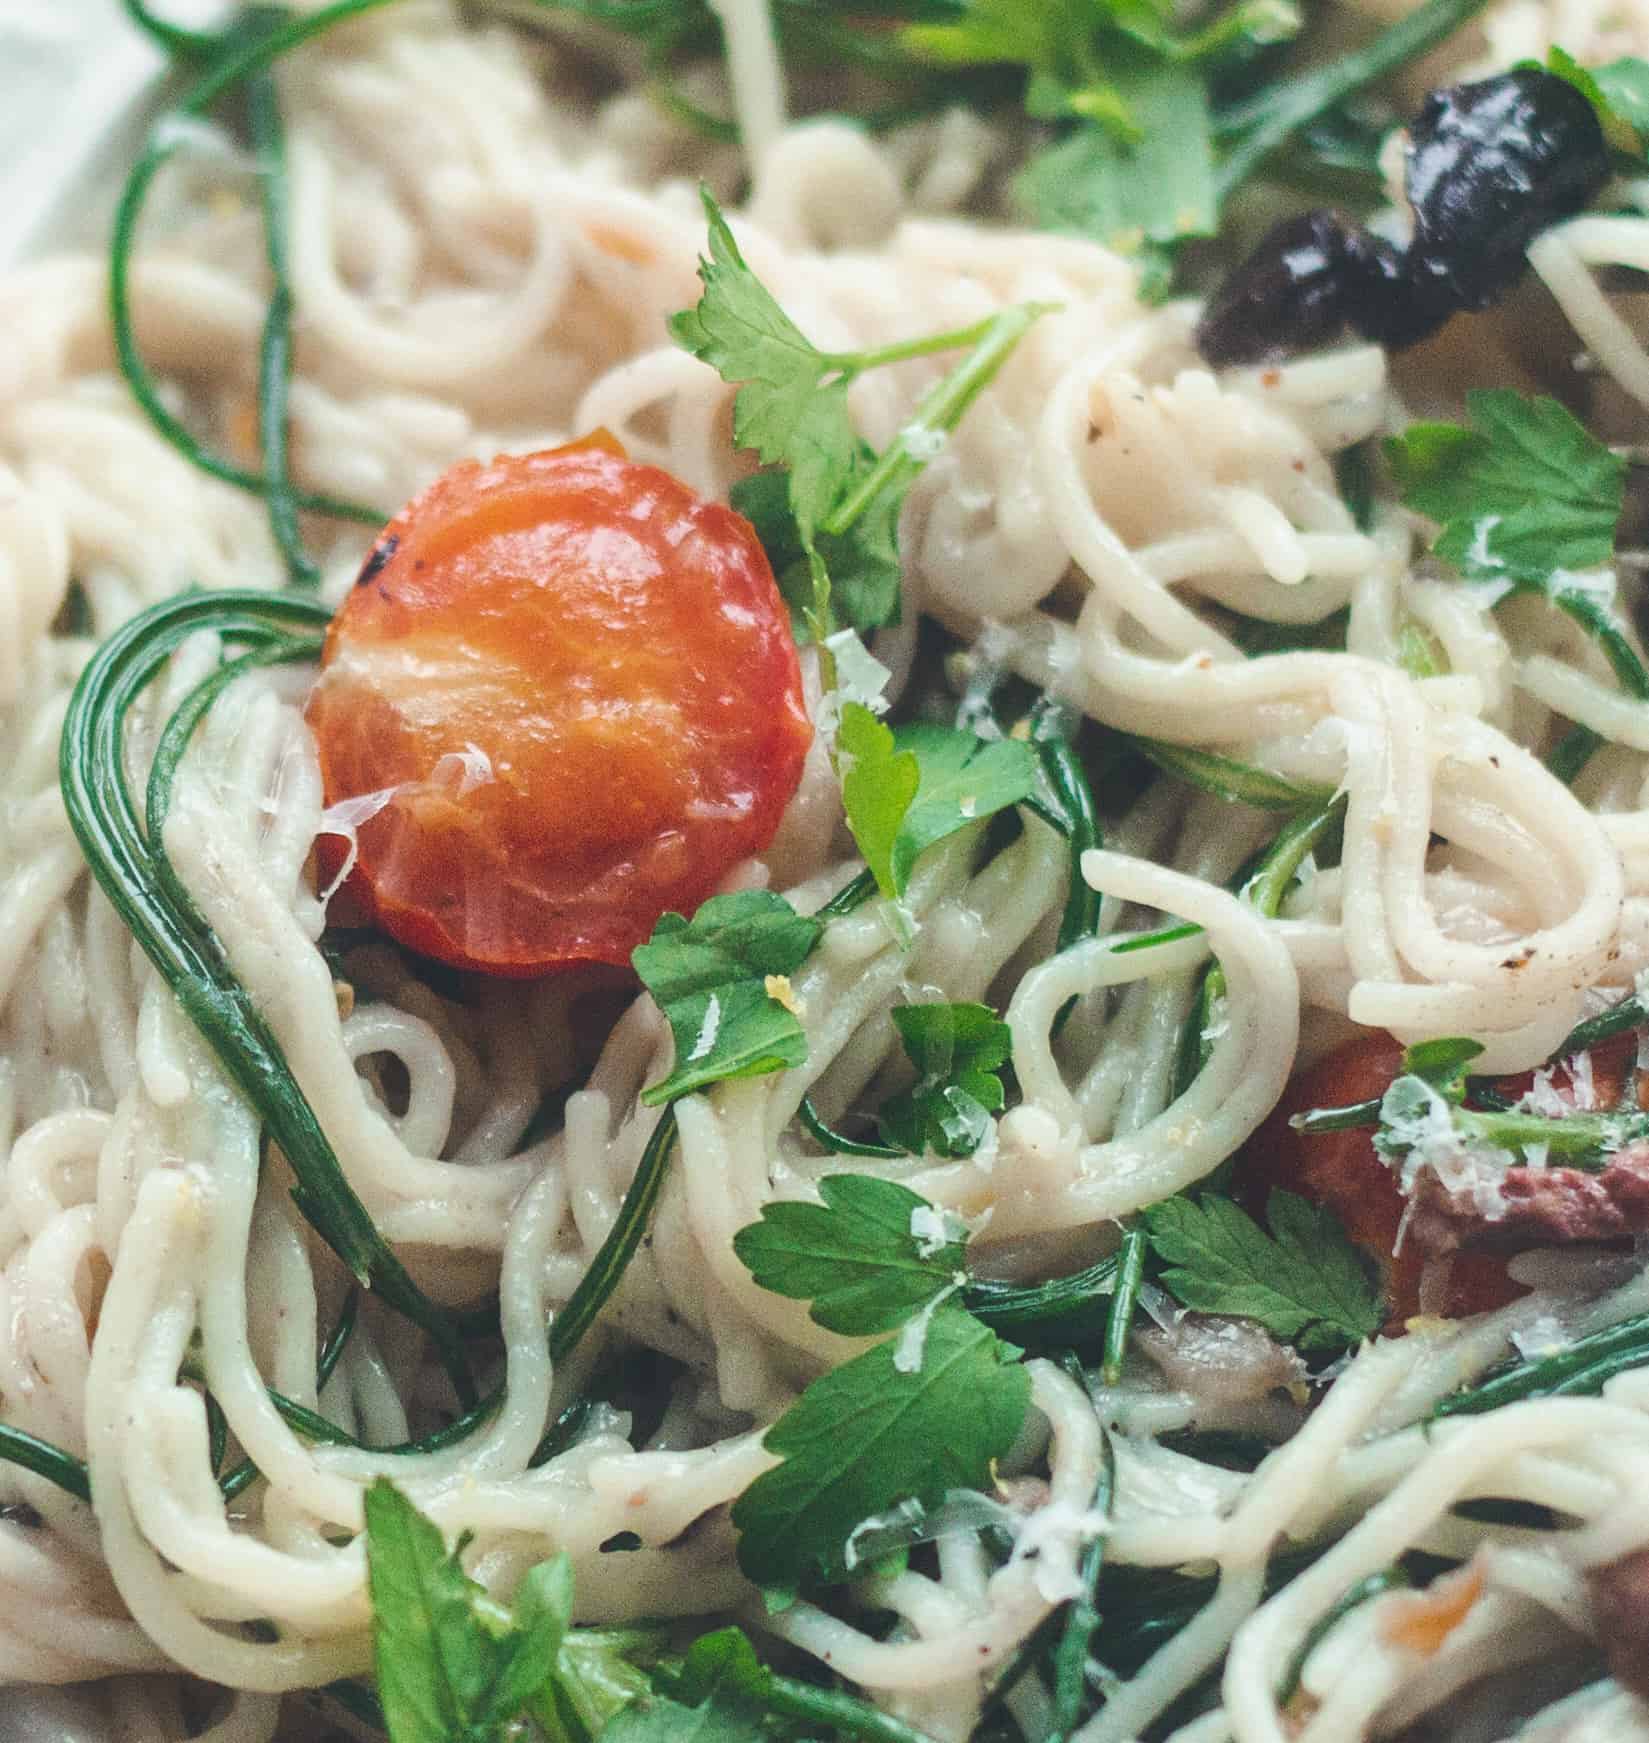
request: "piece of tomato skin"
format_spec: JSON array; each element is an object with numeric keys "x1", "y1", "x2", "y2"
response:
[{"x1": 306, "y1": 436, "x2": 812, "y2": 979}]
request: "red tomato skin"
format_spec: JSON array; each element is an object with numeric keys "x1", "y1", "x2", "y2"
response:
[
  {"x1": 1238, "y1": 1036, "x2": 1521, "y2": 1327},
  {"x1": 306, "y1": 436, "x2": 812, "y2": 977}
]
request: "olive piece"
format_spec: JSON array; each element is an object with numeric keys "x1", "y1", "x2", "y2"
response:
[
  {"x1": 1404, "y1": 69, "x2": 1610, "y2": 312},
  {"x1": 1194, "y1": 209, "x2": 1403, "y2": 366}
]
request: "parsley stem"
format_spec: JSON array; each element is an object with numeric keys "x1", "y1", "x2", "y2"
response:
[
  {"x1": 821, "y1": 313, "x2": 1002, "y2": 377},
  {"x1": 821, "y1": 303, "x2": 1052, "y2": 540},
  {"x1": 1100, "y1": 1230, "x2": 1147, "y2": 1388},
  {"x1": 0, "y1": 1424, "x2": 92, "y2": 1504},
  {"x1": 1275, "y1": 1569, "x2": 1407, "y2": 1706},
  {"x1": 1049, "y1": 1432, "x2": 1114, "y2": 1741},
  {"x1": 1211, "y1": 0, "x2": 1495, "y2": 200},
  {"x1": 798, "y1": 1095, "x2": 902, "y2": 1160}
]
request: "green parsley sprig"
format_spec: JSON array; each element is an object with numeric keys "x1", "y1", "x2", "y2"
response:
[
  {"x1": 733, "y1": 1174, "x2": 969, "y2": 1336},
  {"x1": 730, "y1": 1303, "x2": 1030, "y2": 1590},
  {"x1": 1142, "y1": 1190, "x2": 1384, "y2": 1353},
  {"x1": 671, "y1": 192, "x2": 1051, "y2": 640},
  {"x1": 1387, "y1": 389, "x2": 1648, "y2": 785},
  {"x1": 878, "y1": 1002, "x2": 1014, "y2": 1159},
  {"x1": 632, "y1": 891, "x2": 823, "y2": 1105}
]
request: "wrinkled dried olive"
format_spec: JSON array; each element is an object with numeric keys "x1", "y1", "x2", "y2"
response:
[
  {"x1": 1405, "y1": 69, "x2": 1610, "y2": 311},
  {"x1": 1195, "y1": 210, "x2": 1400, "y2": 366},
  {"x1": 1195, "y1": 68, "x2": 1612, "y2": 368}
]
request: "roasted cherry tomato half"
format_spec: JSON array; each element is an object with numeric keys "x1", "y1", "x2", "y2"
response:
[{"x1": 306, "y1": 434, "x2": 812, "y2": 976}]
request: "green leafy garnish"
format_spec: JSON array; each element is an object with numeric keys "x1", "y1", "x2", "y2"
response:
[
  {"x1": 839, "y1": 708, "x2": 1040, "y2": 917},
  {"x1": 364, "y1": 1479, "x2": 575, "y2": 1743},
  {"x1": 731, "y1": 1304, "x2": 1030, "y2": 1589},
  {"x1": 733, "y1": 1174, "x2": 968, "y2": 1335},
  {"x1": 669, "y1": 194, "x2": 863, "y2": 548},
  {"x1": 633, "y1": 891, "x2": 823, "y2": 1105},
  {"x1": 1016, "y1": 51, "x2": 1218, "y2": 286},
  {"x1": 672, "y1": 191, "x2": 1049, "y2": 634},
  {"x1": 1387, "y1": 390, "x2": 1625, "y2": 584},
  {"x1": 879, "y1": 1002, "x2": 1013, "y2": 1159},
  {"x1": 1539, "y1": 47, "x2": 1649, "y2": 156},
  {"x1": 1143, "y1": 1190, "x2": 1383, "y2": 1353},
  {"x1": 1387, "y1": 389, "x2": 1646, "y2": 783},
  {"x1": 603, "y1": 1629, "x2": 769, "y2": 1741}
]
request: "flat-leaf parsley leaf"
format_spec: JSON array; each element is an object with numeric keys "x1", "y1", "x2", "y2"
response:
[
  {"x1": 364, "y1": 1477, "x2": 574, "y2": 1743},
  {"x1": 732, "y1": 1173, "x2": 969, "y2": 1335},
  {"x1": 1385, "y1": 388, "x2": 1625, "y2": 585},
  {"x1": 633, "y1": 890, "x2": 823, "y2": 1105},
  {"x1": 879, "y1": 1002, "x2": 1013, "y2": 1159},
  {"x1": 839, "y1": 709, "x2": 1040, "y2": 920},
  {"x1": 731, "y1": 1304, "x2": 1030, "y2": 1589},
  {"x1": 1142, "y1": 1189, "x2": 1382, "y2": 1353}
]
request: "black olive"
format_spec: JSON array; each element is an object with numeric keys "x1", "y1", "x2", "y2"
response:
[
  {"x1": 1404, "y1": 69, "x2": 1610, "y2": 313},
  {"x1": 1194, "y1": 209, "x2": 1404, "y2": 366}
]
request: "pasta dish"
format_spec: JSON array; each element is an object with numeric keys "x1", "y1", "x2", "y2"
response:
[{"x1": 8, "y1": 1, "x2": 1649, "y2": 1739}]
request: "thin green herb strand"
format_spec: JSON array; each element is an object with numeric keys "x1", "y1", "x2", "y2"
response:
[
  {"x1": 109, "y1": 0, "x2": 396, "y2": 524},
  {"x1": 122, "y1": 0, "x2": 223, "y2": 57},
  {"x1": 549, "y1": 1107, "x2": 680, "y2": 1363},
  {"x1": 1555, "y1": 990, "x2": 1647, "y2": 1059},
  {"x1": 316, "y1": 1289, "x2": 360, "y2": 1392},
  {"x1": 1275, "y1": 1569, "x2": 1407, "y2": 1705},
  {"x1": 218, "y1": 1290, "x2": 363, "y2": 1498},
  {"x1": 230, "y1": 1107, "x2": 682, "y2": 1488},
  {"x1": 528, "y1": 1104, "x2": 681, "y2": 1465},
  {"x1": 817, "y1": 868, "x2": 879, "y2": 919},
  {"x1": 797, "y1": 1095, "x2": 902, "y2": 1160},
  {"x1": 61, "y1": 591, "x2": 475, "y2": 1405},
  {"x1": 1432, "y1": 1312, "x2": 1649, "y2": 1419},
  {"x1": 1049, "y1": 1433, "x2": 1115, "y2": 1740},
  {"x1": 1100, "y1": 1229, "x2": 1146, "y2": 1388},
  {"x1": 822, "y1": 303, "x2": 1055, "y2": 538},
  {"x1": 206, "y1": 1391, "x2": 230, "y2": 1473},
  {"x1": 1547, "y1": 722, "x2": 1604, "y2": 785},
  {"x1": 1212, "y1": 0, "x2": 1496, "y2": 199},
  {"x1": 1128, "y1": 739, "x2": 1335, "y2": 811},
  {"x1": 1177, "y1": 795, "x2": 1346, "y2": 1094},
  {"x1": 0, "y1": 1424, "x2": 92, "y2": 1503},
  {"x1": 247, "y1": 60, "x2": 321, "y2": 586},
  {"x1": 765, "y1": 1675, "x2": 946, "y2": 1743},
  {"x1": 964, "y1": 1257, "x2": 1119, "y2": 1344}
]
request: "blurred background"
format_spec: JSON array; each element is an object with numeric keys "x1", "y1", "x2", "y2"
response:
[{"x1": 0, "y1": 0, "x2": 224, "y2": 266}]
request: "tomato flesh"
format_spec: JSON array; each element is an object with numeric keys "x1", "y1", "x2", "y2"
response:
[{"x1": 306, "y1": 435, "x2": 812, "y2": 976}]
